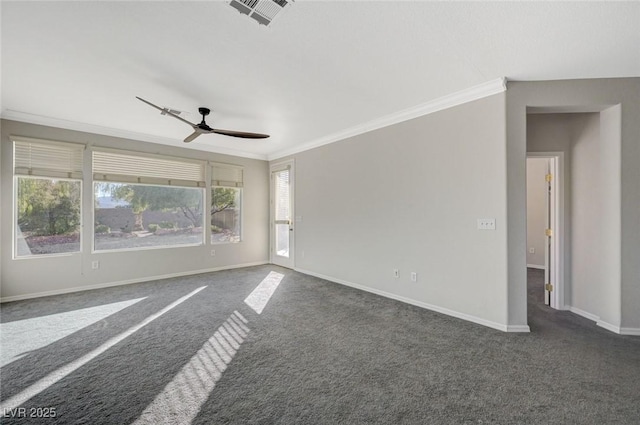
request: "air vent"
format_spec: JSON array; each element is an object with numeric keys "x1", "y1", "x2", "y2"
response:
[{"x1": 229, "y1": 0, "x2": 290, "y2": 26}]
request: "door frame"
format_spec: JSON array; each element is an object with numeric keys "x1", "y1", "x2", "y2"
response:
[
  {"x1": 270, "y1": 159, "x2": 295, "y2": 268},
  {"x1": 527, "y1": 152, "x2": 565, "y2": 310}
]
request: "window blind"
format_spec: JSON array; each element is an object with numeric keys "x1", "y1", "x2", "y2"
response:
[
  {"x1": 13, "y1": 138, "x2": 84, "y2": 179},
  {"x1": 274, "y1": 168, "x2": 290, "y2": 220},
  {"x1": 211, "y1": 163, "x2": 244, "y2": 187},
  {"x1": 93, "y1": 150, "x2": 206, "y2": 187}
]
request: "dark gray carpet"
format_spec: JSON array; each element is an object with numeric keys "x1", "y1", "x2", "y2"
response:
[{"x1": 1, "y1": 266, "x2": 638, "y2": 424}]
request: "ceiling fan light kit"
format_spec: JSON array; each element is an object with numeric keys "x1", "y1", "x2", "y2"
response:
[
  {"x1": 229, "y1": 0, "x2": 291, "y2": 26},
  {"x1": 136, "y1": 96, "x2": 269, "y2": 143}
]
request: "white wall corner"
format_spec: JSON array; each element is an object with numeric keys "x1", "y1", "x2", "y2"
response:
[
  {"x1": 268, "y1": 77, "x2": 507, "y2": 160},
  {"x1": 295, "y1": 267, "x2": 513, "y2": 333}
]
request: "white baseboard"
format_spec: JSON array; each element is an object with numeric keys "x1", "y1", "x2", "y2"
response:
[
  {"x1": 0, "y1": 261, "x2": 268, "y2": 303},
  {"x1": 505, "y1": 325, "x2": 532, "y2": 332},
  {"x1": 566, "y1": 306, "x2": 639, "y2": 336},
  {"x1": 527, "y1": 264, "x2": 546, "y2": 270},
  {"x1": 597, "y1": 320, "x2": 622, "y2": 334},
  {"x1": 568, "y1": 306, "x2": 599, "y2": 322},
  {"x1": 595, "y1": 320, "x2": 640, "y2": 336},
  {"x1": 295, "y1": 267, "x2": 529, "y2": 333}
]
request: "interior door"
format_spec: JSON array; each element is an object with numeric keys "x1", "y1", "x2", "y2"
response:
[
  {"x1": 271, "y1": 162, "x2": 294, "y2": 268},
  {"x1": 544, "y1": 158, "x2": 556, "y2": 307}
]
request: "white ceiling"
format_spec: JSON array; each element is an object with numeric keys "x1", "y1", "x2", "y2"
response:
[{"x1": 2, "y1": 1, "x2": 639, "y2": 160}]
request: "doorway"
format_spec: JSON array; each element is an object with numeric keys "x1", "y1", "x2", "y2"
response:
[
  {"x1": 526, "y1": 154, "x2": 563, "y2": 310},
  {"x1": 270, "y1": 160, "x2": 294, "y2": 268},
  {"x1": 524, "y1": 108, "x2": 623, "y2": 331}
]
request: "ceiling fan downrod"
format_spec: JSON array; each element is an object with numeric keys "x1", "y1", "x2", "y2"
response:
[{"x1": 198, "y1": 107, "x2": 210, "y2": 125}]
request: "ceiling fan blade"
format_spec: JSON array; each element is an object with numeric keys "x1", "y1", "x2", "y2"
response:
[
  {"x1": 136, "y1": 96, "x2": 197, "y2": 127},
  {"x1": 211, "y1": 129, "x2": 270, "y2": 139},
  {"x1": 184, "y1": 131, "x2": 202, "y2": 143}
]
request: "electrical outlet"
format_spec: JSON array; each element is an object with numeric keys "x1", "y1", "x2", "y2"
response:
[
  {"x1": 91, "y1": 261, "x2": 100, "y2": 270},
  {"x1": 393, "y1": 269, "x2": 399, "y2": 278},
  {"x1": 477, "y1": 218, "x2": 496, "y2": 230},
  {"x1": 529, "y1": 247, "x2": 535, "y2": 254},
  {"x1": 411, "y1": 272, "x2": 417, "y2": 282},
  {"x1": 211, "y1": 249, "x2": 216, "y2": 257}
]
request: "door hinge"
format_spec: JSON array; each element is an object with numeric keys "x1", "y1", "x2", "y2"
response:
[
  {"x1": 545, "y1": 228, "x2": 553, "y2": 237},
  {"x1": 545, "y1": 173, "x2": 553, "y2": 182},
  {"x1": 545, "y1": 283, "x2": 554, "y2": 292}
]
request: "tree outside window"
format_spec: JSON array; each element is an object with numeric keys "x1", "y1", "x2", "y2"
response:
[
  {"x1": 94, "y1": 182, "x2": 204, "y2": 251},
  {"x1": 211, "y1": 187, "x2": 241, "y2": 243}
]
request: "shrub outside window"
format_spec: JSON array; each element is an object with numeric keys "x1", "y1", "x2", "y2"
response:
[
  {"x1": 16, "y1": 177, "x2": 82, "y2": 256},
  {"x1": 13, "y1": 138, "x2": 84, "y2": 258}
]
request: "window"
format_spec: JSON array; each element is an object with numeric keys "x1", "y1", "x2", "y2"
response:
[
  {"x1": 212, "y1": 187, "x2": 241, "y2": 243},
  {"x1": 93, "y1": 150, "x2": 205, "y2": 251},
  {"x1": 13, "y1": 139, "x2": 83, "y2": 257},
  {"x1": 211, "y1": 163, "x2": 243, "y2": 244}
]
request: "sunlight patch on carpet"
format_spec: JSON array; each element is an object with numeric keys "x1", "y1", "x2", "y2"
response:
[
  {"x1": 0, "y1": 297, "x2": 146, "y2": 367},
  {"x1": 0, "y1": 287, "x2": 206, "y2": 416},
  {"x1": 244, "y1": 271, "x2": 284, "y2": 314},
  {"x1": 133, "y1": 271, "x2": 284, "y2": 423},
  {"x1": 132, "y1": 311, "x2": 250, "y2": 425}
]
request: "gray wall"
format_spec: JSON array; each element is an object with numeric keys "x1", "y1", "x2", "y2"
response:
[
  {"x1": 4, "y1": 77, "x2": 637, "y2": 333},
  {"x1": 526, "y1": 158, "x2": 547, "y2": 268},
  {"x1": 1, "y1": 119, "x2": 270, "y2": 300},
  {"x1": 278, "y1": 93, "x2": 512, "y2": 330},
  {"x1": 508, "y1": 78, "x2": 639, "y2": 332}
]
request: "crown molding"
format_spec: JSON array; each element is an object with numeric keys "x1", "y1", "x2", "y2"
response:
[
  {"x1": 0, "y1": 110, "x2": 268, "y2": 161},
  {"x1": 268, "y1": 77, "x2": 507, "y2": 160},
  {"x1": 2, "y1": 77, "x2": 505, "y2": 163}
]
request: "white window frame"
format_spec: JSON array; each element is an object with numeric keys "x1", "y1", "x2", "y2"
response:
[
  {"x1": 92, "y1": 148, "x2": 207, "y2": 253},
  {"x1": 12, "y1": 137, "x2": 85, "y2": 259},
  {"x1": 210, "y1": 162, "x2": 244, "y2": 245}
]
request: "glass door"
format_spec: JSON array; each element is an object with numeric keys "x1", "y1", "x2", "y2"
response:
[{"x1": 271, "y1": 162, "x2": 294, "y2": 268}]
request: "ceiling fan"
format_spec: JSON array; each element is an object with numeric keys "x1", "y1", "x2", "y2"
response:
[{"x1": 136, "y1": 96, "x2": 269, "y2": 143}]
